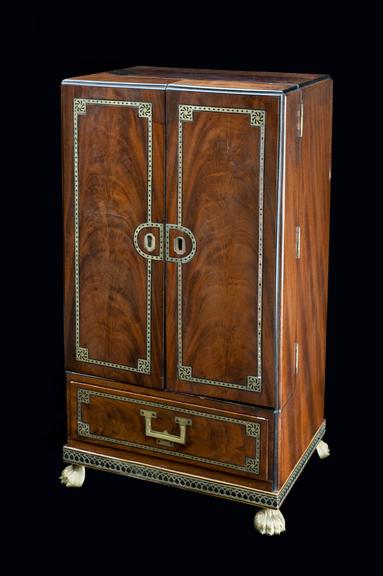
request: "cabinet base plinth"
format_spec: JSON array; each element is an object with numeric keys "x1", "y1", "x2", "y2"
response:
[{"x1": 62, "y1": 420, "x2": 325, "y2": 508}]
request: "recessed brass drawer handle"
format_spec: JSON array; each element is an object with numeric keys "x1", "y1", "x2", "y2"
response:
[{"x1": 140, "y1": 409, "x2": 192, "y2": 445}]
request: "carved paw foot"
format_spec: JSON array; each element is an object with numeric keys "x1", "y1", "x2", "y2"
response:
[
  {"x1": 316, "y1": 440, "x2": 330, "y2": 459},
  {"x1": 60, "y1": 464, "x2": 86, "y2": 487},
  {"x1": 254, "y1": 509, "x2": 286, "y2": 536}
]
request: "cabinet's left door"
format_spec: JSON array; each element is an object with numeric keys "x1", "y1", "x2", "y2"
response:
[{"x1": 62, "y1": 85, "x2": 165, "y2": 388}]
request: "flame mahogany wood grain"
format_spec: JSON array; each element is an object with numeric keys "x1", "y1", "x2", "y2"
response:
[
  {"x1": 62, "y1": 68, "x2": 333, "y2": 496},
  {"x1": 69, "y1": 380, "x2": 272, "y2": 481},
  {"x1": 62, "y1": 84, "x2": 165, "y2": 387},
  {"x1": 165, "y1": 90, "x2": 279, "y2": 407}
]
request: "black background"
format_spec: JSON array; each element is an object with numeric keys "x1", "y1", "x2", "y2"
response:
[{"x1": 10, "y1": 9, "x2": 367, "y2": 569}]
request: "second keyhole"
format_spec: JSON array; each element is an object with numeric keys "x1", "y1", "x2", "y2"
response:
[{"x1": 174, "y1": 236, "x2": 186, "y2": 255}]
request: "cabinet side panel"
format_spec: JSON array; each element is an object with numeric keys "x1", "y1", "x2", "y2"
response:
[{"x1": 278, "y1": 80, "x2": 332, "y2": 486}]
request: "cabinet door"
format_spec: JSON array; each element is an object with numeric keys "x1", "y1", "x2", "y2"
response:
[
  {"x1": 63, "y1": 86, "x2": 165, "y2": 388},
  {"x1": 165, "y1": 90, "x2": 279, "y2": 406}
]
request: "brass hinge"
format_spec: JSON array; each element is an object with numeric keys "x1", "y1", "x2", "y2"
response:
[
  {"x1": 294, "y1": 342, "x2": 299, "y2": 374},
  {"x1": 297, "y1": 102, "x2": 304, "y2": 138},
  {"x1": 295, "y1": 226, "x2": 301, "y2": 259}
]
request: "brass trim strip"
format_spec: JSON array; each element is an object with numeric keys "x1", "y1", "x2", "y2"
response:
[
  {"x1": 294, "y1": 342, "x2": 299, "y2": 375},
  {"x1": 176, "y1": 104, "x2": 265, "y2": 392},
  {"x1": 63, "y1": 420, "x2": 326, "y2": 509},
  {"x1": 295, "y1": 225, "x2": 301, "y2": 259}
]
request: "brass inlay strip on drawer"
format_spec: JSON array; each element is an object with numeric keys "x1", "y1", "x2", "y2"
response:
[{"x1": 77, "y1": 388, "x2": 263, "y2": 475}]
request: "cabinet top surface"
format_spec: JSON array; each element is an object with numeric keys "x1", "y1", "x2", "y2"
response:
[{"x1": 63, "y1": 66, "x2": 329, "y2": 92}]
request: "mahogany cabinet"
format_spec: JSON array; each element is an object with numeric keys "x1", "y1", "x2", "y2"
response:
[{"x1": 60, "y1": 67, "x2": 333, "y2": 535}]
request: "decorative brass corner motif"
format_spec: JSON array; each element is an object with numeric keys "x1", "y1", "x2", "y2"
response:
[
  {"x1": 73, "y1": 98, "x2": 153, "y2": 374},
  {"x1": 247, "y1": 376, "x2": 262, "y2": 393},
  {"x1": 76, "y1": 347, "x2": 89, "y2": 361},
  {"x1": 179, "y1": 105, "x2": 194, "y2": 122},
  {"x1": 176, "y1": 104, "x2": 265, "y2": 393}
]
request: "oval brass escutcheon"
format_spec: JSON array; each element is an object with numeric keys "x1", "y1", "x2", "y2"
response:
[
  {"x1": 166, "y1": 224, "x2": 196, "y2": 263},
  {"x1": 134, "y1": 223, "x2": 196, "y2": 262},
  {"x1": 133, "y1": 223, "x2": 163, "y2": 260}
]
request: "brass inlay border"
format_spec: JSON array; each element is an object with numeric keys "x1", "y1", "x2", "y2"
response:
[
  {"x1": 63, "y1": 421, "x2": 326, "y2": 509},
  {"x1": 76, "y1": 387, "x2": 262, "y2": 475},
  {"x1": 176, "y1": 105, "x2": 265, "y2": 392},
  {"x1": 73, "y1": 98, "x2": 153, "y2": 374}
]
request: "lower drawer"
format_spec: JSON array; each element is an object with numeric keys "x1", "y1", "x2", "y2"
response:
[{"x1": 69, "y1": 381, "x2": 273, "y2": 480}]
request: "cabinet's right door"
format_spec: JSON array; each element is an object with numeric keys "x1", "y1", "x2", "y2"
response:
[{"x1": 165, "y1": 90, "x2": 280, "y2": 407}]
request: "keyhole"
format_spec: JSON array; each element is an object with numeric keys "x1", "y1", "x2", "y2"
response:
[
  {"x1": 144, "y1": 233, "x2": 156, "y2": 252},
  {"x1": 174, "y1": 236, "x2": 186, "y2": 255}
]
